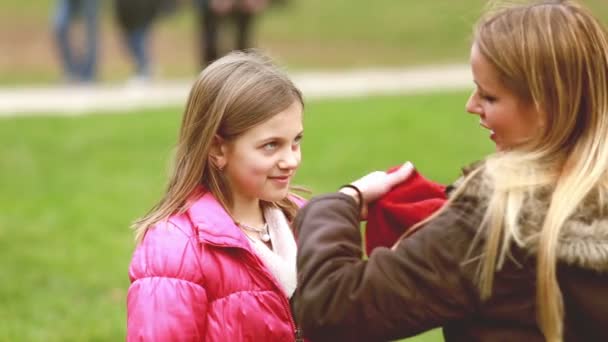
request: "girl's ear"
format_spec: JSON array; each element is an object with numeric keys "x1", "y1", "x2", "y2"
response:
[{"x1": 209, "y1": 135, "x2": 228, "y2": 170}]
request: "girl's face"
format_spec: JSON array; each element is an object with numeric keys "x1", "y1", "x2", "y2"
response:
[
  {"x1": 466, "y1": 43, "x2": 542, "y2": 151},
  {"x1": 219, "y1": 100, "x2": 304, "y2": 205}
]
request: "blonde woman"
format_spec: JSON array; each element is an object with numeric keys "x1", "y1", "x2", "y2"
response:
[
  {"x1": 127, "y1": 51, "x2": 305, "y2": 340},
  {"x1": 292, "y1": 1, "x2": 608, "y2": 341}
]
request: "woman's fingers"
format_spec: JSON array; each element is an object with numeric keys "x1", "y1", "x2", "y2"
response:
[
  {"x1": 386, "y1": 161, "x2": 414, "y2": 188},
  {"x1": 350, "y1": 161, "x2": 414, "y2": 204}
]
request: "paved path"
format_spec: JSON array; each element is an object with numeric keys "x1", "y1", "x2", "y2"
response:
[{"x1": 0, "y1": 64, "x2": 471, "y2": 117}]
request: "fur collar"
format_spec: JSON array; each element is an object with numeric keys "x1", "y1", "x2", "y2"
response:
[
  {"x1": 456, "y1": 162, "x2": 608, "y2": 273},
  {"x1": 518, "y1": 187, "x2": 608, "y2": 273}
]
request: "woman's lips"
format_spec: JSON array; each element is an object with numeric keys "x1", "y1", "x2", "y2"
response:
[{"x1": 480, "y1": 122, "x2": 496, "y2": 141}]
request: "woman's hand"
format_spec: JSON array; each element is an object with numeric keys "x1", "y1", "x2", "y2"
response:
[{"x1": 340, "y1": 162, "x2": 414, "y2": 219}]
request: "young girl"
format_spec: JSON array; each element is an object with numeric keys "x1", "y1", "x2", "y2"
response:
[
  {"x1": 126, "y1": 51, "x2": 305, "y2": 341},
  {"x1": 292, "y1": 1, "x2": 608, "y2": 341}
]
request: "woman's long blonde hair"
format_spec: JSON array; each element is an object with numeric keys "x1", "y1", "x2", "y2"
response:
[
  {"x1": 133, "y1": 50, "x2": 304, "y2": 243},
  {"x1": 464, "y1": 1, "x2": 608, "y2": 341}
]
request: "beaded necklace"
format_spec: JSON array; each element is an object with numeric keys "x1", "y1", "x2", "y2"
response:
[{"x1": 237, "y1": 222, "x2": 271, "y2": 242}]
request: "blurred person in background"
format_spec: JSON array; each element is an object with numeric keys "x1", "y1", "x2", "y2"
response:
[
  {"x1": 53, "y1": 0, "x2": 100, "y2": 83},
  {"x1": 114, "y1": 0, "x2": 178, "y2": 83},
  {"x1": 194, "y1": 0, "x2": 270, "y2": 68}
]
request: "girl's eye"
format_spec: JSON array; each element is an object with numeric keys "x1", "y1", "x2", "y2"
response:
[
  {"x1": 263, "y1": 142, "x2": 278, "y2": 151},
  {"x1": 294, "y1": 135, "x2": 303, "y2": 145}
]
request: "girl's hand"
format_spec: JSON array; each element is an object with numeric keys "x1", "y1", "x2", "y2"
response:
[{"x1": 340, "y1": 162, "x2": 414, "y2": 219}]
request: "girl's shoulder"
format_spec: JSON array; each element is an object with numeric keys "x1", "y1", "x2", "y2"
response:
[
  {"x1": 130, "y1": 216, "x2": 203, "y2": 283},
  {"x1": 141, "y1": 215, "x2": 197, "y2": 247}
]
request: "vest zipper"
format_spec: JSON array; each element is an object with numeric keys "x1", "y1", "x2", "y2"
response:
[
  {"x1": 243, "y1": 251, "x2": 299, "y2": 340},
  {"x1": 204, "y1": 240, "x2": 299, "y2": 340}
]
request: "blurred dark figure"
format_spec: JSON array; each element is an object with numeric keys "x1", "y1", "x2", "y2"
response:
[
  {"x1": 114, "y1": 0, "x2": 178, "y2": 83},
  {"x1": 53, "y1": 0, "x2": 100, "y2": 83},
  {"x1": 195, "y1": 0, "x2": 270, "y2": 68}
]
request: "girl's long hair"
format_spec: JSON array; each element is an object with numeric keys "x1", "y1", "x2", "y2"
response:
[{"x1": 132, "y1": 51, "x2": 304, "y2": 243}]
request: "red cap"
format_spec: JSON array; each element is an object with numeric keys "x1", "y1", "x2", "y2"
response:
[{"x1": 365, "y1": 166, "x2": 447, "y2": 255}]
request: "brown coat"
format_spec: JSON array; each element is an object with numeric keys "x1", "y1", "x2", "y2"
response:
[{"x1": 292, "y1": 168, "x2": 608, "y2": 341}]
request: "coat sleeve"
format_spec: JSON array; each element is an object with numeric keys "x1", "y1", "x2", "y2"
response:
[
  {"x1": 127, "y1": 220, "x2": 208, "y2": 341},
  {"x1": 292, "y1": 192, "x2": 485, "y2": 341}
]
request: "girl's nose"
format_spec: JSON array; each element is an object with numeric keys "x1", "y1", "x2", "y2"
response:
[{"x1": 278, "y1": 149, "x2": 300, "y2": 170}]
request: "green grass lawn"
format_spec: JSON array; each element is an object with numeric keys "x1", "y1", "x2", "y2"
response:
[
  {"x1": 0, "y1": 91, "x2": 491, "y2": 341},
  {"x1": 1, "y1": 0, "x2": 607, "y2": 84}
]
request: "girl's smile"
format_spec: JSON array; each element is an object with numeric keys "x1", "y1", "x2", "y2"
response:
[{"x1": 268, "y1": 175, "x2": 292, "y2": 186}]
